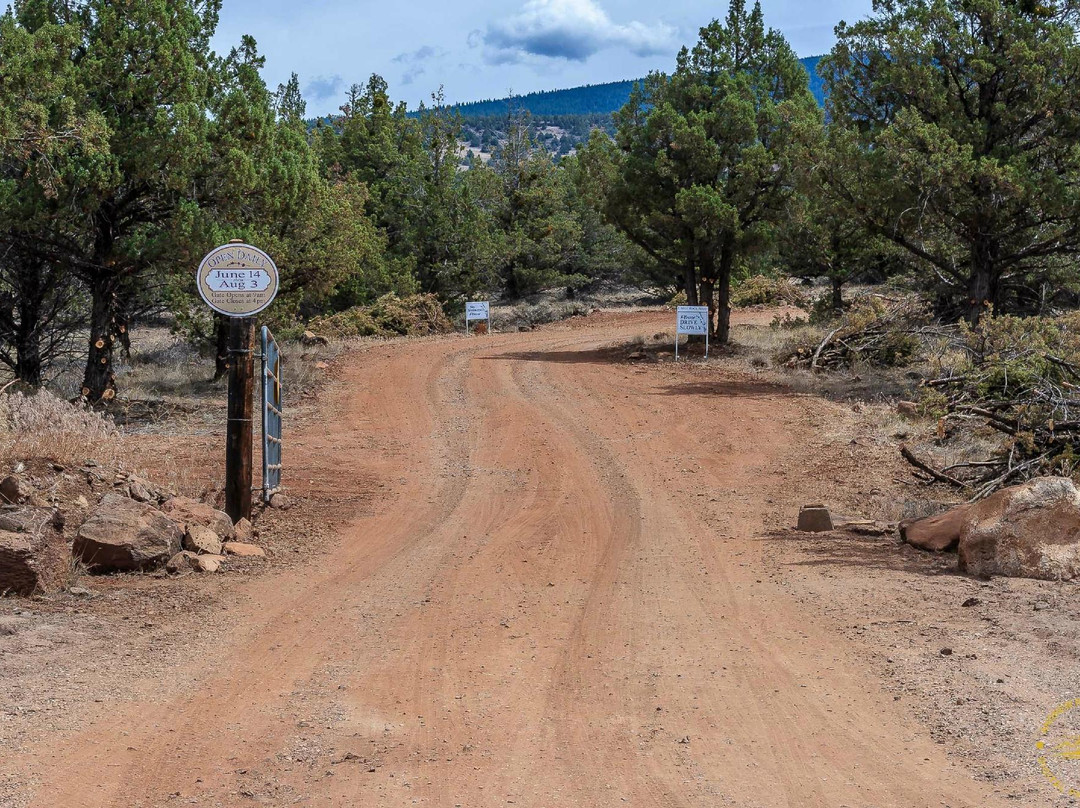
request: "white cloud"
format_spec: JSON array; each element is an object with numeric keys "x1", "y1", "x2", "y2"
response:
[
  {"x1": 304, "y1": 74, "x2": 344, "y2": 101},
  {"x1": 481, "y1": 0, "x2": 676, "y2": 64}
]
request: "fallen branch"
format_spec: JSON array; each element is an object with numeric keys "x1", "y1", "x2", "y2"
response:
[
  {"x1": 811, "y1": 327, "x2": 841, "y2": 371},
  {"x1": 900, "y1": 444, "x2": 966, "y2": 489}
]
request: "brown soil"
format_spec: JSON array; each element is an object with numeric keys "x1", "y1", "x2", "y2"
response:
[{"x1": 2, "y1": 309, "x2": 1078, "y2": 807}]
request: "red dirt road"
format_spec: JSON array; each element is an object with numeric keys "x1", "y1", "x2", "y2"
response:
[{"x1": 20, "y1": 312, "x2": 1008, "y2": 807}]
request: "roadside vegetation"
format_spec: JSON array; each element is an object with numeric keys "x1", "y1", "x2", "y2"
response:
[{"x1": 4, "y1": 0, "x2": 1080, "y2": 492}]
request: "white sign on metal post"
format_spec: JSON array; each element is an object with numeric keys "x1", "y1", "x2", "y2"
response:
[
  {"x1": 465, "y1": 301, "x2": 490, "y2": 335},
  {"x1": 675, "y1": 305, "x2": 709, "y2": 361}
]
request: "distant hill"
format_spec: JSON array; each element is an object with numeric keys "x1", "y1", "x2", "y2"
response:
[{"x1": 444, "y1": 56, "x2": 826, "y2": 119}]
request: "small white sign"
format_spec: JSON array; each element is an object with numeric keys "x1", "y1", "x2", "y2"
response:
[
  {"x1": 676, "y1": 306, "x2": 709, "y2": 335},
  {"x1": 465, "y1": 301, "x2": 490, "y2": 320}
]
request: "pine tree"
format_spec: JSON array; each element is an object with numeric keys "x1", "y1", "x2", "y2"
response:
[
  {"x1": 823, "y1": 0, "x2": 1080, "y2": 323},
  {"x1": 594, "y1": 0, "x2": 821, "y2": 341}
]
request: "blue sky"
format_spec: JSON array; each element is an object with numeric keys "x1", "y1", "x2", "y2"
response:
[{"x1": 210, "y1": 0, "x2": 875, "y2": 114}]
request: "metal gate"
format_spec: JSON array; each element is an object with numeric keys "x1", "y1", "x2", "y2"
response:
[{"x1": 261, "y1": 326, "x2": 282, "y2": 503}]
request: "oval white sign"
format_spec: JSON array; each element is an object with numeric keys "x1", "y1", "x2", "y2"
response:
[{"x1": 197, "y1": 243, "x2": 279, "y2": 317}]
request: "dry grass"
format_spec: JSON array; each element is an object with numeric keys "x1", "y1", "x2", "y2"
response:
[
  {"x1": 496, "y1": 300, "x2": 590, "y2": 330},
  {"x1": 119, "y1": 339, "x2": 221, "y2": 404},
  {"x1": 0, "y1": 389, "x2": 124, "y2": 467},
  {"x1": 280, "y1": 339, "x2": 345, "y2": 394}
]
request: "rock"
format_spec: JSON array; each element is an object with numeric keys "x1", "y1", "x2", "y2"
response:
[
  {"x1": 628, "y1": 351, "x2": 646, "y2": 360},
  {"x1": 222, "y1": 541, "x2": 265, "y2": 558},
  {"x1": 268, "y1": 492, "x2": 291, "y2": 510},
  {"x1": 0, "y1": 530, "x2": 39, "y2": 595},
  {"x1": 833, "y1": 515, "x2": 893, "y2": 536},
  {"x1": 0, "y1": 507, "x2": 63, "y2": 535},
  {"x1": 0, "y1": 615, "x2": 29, "y2": 635},
  {"x1": 183, "y1": 525, "x2": 223, "y2": 556},
  {"x1": 0, "y1": 475, "x2": 32, "y2": 504},
  {"x1": 74, "y1": 493, "x2": 182, "y2": 573},
  {"x1": 315, "y1": 361, "x2": 330, "y2": 370},
  {"x1": 940, "y1": 647, "x2": 953, "y2": 656},
  {"x1": 961, "y1": 597, "x2": 981, "y2": 607},
  {"x1": 897, "y1": 401, "x2": 920, "y2": 417},
  {"x1": 796, "y1": 505, "x2": 833, "y2": 532},
  {"x1": 232, "y1": 517, "x2": 255, "y2": 543},
  {"x1": 67, "y1": 586, "x2": 94, "y2": 597},
  {"x1": 166, "y1": 551, "x2": 196, "y2": 574},
  {"x1": 302, "y1": 330, "x2": 330, "y2": 346},
  {"x1": 899, "y1": 504, "x2": 974, "y2": 552},
  {"x1": 958, "y1": 476, "x2": 1080, "y2": 580},
  {"x1": 160, "y1": 497, "x2": 233, "y2": 539},
  {"x1": 192, "y1": 553, "x2": 225, "y2": 573},
  {"x1": 73, "y1": 495, "x2": 90, "y2": 508},
  {"x1": 126, "y1": 475, "x2": 153, "y2": 503}
]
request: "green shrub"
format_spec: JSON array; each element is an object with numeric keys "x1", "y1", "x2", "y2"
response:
[
  {"x1": 731, "y1": 275, "x2": 808, "y2": 308},
  {"x1": 308, "y1": 294, "x2": 453, "y2": 339}
]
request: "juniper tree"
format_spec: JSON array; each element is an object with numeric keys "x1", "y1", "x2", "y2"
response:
[
  {"x1": 592, "y1": 0, "x2": 821, "y2": 341},
  {"x1": 822, "y1": 0, "x2": 1080, "y2": 323}
]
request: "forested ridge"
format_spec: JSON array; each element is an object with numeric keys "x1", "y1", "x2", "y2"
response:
[
  {"x1": 5, "y1": 0, "x2": 1080, "y2": 408},
  {"x1": 407, "y1": 56, "x2": 825, "y2": 120}
]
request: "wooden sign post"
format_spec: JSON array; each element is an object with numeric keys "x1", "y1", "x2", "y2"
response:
[
  {"x1": 225, "y1": 317, "x2": 255, "y2": 522},
  {"x1": 196, "y1": 241, "x2": 279, "y2": 522}
]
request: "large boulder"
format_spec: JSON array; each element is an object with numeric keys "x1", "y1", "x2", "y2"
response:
[
  {"x1": 74, "y1": 493, "x2": 182, "y2": 572},
  {"x1": 160, "y1": 497, "x2": 233, "y2": 540},
  {"x1": 900, "y1": 504, "x2": 975, "y2": 552},
  {"x1": 0, "y1": 508, "x2": 68, "y2": 594},
  {"x1": 0, "y1": 530, "x2": 38, "y2": 595},
  {"x1": 958, "y1": 476, "x2": 1080, "y2": 580}
]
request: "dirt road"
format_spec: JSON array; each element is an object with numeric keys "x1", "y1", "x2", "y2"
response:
[{"x1": 18, "y1": 312, "x2": 1012, "y2": 807}]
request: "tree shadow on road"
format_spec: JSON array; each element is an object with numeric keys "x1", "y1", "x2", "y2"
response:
[
  {"x1": 656, "y1": 380, "x2": 792, "y2": 398},
  {"x1": 485, "y1": 347, "x2": 628, "y2": 365},
  {"x1": 760, "y1": 529, "x2": 964, "y2": 579}
]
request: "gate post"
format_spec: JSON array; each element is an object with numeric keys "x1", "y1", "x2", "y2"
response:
[{"x1": 225, "y1": 316, "x2": 255, "y2": 521}]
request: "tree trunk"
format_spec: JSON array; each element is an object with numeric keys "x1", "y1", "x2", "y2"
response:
[
  {"x1": 13, "y1": 264, "x2": 43, "y2": 387},
  {"x1": 682, "y1": 261, "x2": 698, "y2": 306},
  {"x1": 716, "y1": 241, "x2": 734, "y2": 344},
  {"x1": 830, "y1": 275, "x2": 844, "y2": 310},
  {"x1": 81, "y1": 274, "x2": 118, "y2": 403},
  {"x1": 14, "y1": 303, "x2": 42, "y2": 387},
  {"x1": 967, "y1": 238, "x2": 999, "y2": 325},
  {"x1": 698, "y1": 248, "x2": 716, "y2": 338},
  {"x1": 214, "y1": 313, "x2": 230, "y2": 381}
]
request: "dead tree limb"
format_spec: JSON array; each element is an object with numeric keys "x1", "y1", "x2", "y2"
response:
[{"x1": 900, "y1": 444, "x2": 966, "y2": 489}]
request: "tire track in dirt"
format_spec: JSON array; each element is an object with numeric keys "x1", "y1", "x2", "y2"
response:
[{"x1": 14, "y1": 312, "x2": 1013, "y2": 807}]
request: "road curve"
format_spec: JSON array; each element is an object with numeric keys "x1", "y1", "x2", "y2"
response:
[{"x1": 21, "y1": 311, "x2": 1006, "y2": 807}]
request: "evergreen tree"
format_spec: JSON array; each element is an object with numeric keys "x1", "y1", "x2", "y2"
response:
[
  {"x1": 593, "y1": 0, "x2": 821, "y2": 341},
  {"x1": 0, "y1": 2, "x2": 104, "y2": 385},
  {"x1": 1, "y1": 0, "x2": 223, "y2": 401},
  {"x1": 823, "y1": 0, "x2": 1080, "y2": 323},
  {"x1": 489, "y1": 109, "x2": 582, "y2": 296}
]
